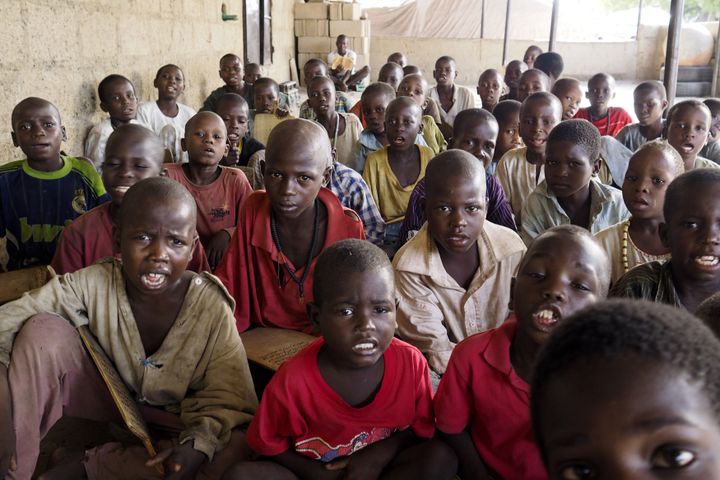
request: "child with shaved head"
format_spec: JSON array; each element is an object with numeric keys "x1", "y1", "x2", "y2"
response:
[
  {"x1": 395, "y1": 150, "x2": 525, "y2": 379},
  {"x1": 216, "y1": 119, "x2": 365, "y2": 332},
  {"x1": 0, "y1": 177, "x2": 257, "y2": 478}
]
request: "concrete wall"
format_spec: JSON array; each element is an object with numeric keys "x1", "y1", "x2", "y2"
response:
[
  {"x1": 369, "y1": 29, "x2": 666, "y2": 86},
  {"x1": 0, "y1": 0, "x2": 296, "y2": 165}
]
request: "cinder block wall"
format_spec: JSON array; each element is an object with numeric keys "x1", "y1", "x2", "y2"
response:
[{"x1": 0, "y1": 0, "x2": 295, "y2": 165}]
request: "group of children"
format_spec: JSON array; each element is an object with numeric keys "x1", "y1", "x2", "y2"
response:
[{"x1": 3, "y1": 39, "x2": 720, "y2": 480}]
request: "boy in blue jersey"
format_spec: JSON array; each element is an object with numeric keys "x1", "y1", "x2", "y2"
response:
[{"x1": 0, "y1": 97, "x2": 109, "y2": 271}]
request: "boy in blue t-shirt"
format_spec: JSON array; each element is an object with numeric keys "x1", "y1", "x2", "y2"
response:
[{"x1": 0, "y1": 97, "x2": 109, "y2": 270}]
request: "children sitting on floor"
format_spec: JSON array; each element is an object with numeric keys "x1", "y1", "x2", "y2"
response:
[
  {"x1": 397, "y1": 73, "x2": 448, "y2": 155},
  {"x1": 496, "y1": 92, "x2": 563, "y2": 221},
  {"x1": 436, "y1": 225, "x2": 610, "y2": 480},
  {"x1": 1, "y1": 97, "x2": 109, "y2": 271},
  {"x1": 611, "y1": 168, "x2": 720, "y2": 312},
  {"x1": 201, "y1": 53, "x2": 251, "y2": 113},
  {"x1": 398, "y1": 109, "x2": 517, "y2": 246},
  {"x1": 84, "y1": 74, "x2": 140, "y2": 169},
  {"x1": 223, "y1": 239, "x2": 457, "y2": 480},
  {"x1": 52, "y1": 124, "x2": 210, "y2": 274},
  {"x1": 523, "y1": 45, "x2": 543, "y2": 69},
  {"x1": 533, "y1": 51, "x2": 564, "y2": 89},
  {"x1": 363, "y1": 97, "x2": 434, "y2": 255},
  {"x1": 137, "y1": 64, "x2": 196, "y2": 163},
  {"x1": 477, "y1": 69, "x2": 504, "y2": 112},
  {"x1": 214, "y1": 93, "x2": 265, "y2": 169},
  {"x1": 664, "y1": 99, "x2": 719, "y2": 171},
  {"x1": 575, "y1": 73, "x2": 632, "y2": 137},
  {"x1": 429, "y1": 56, "x2": 476, "y2": 127},
  {"x1": 0, "y1": 177, "x2": 258, "y2": 479},
  {"x1": 517, "y1": 69, "x2": 550, "y2": 102},
  {"x1": 616, "y1": 80, "x2": 668, "y2": 152},
  {"x1": 307, "y1": 75, "x2": 362, "y2": 168},
  {"x1": 165, "y1": 112, "x2": 252, "y2": 270},
  {"x1": 328, "y1": 34, "x2": 370, "y2": 92},
  {"x1": 216, "y1": 119, "x2": 365, "y2": 332},
  {"x1": 500, "y1": 60, "x2": 528, "y2": 101},
  {"x1": 595, "y1": 140, "x2": 683, "y2": 282},
  {"x1": 491, "y1": 99, "x2": 524, "y2": 174},
  {"x1": 300, "y1": 59, "x2": 353, "y2": 121},
  {"x1": 701, "y1": 98, "x2": 720, "y2": 163},
  {"x1": 551, "y1": 77, "x2": 583, "y2": 121},
  {"x1": 394, "y1": 150, "x2": 525, "y2": 378},
  {"x1": 531, "y1": 299, "x2": 720, "y2": 479},
  {"x1": 521, "y1": 119, "x2": 629, "y2": 243}
]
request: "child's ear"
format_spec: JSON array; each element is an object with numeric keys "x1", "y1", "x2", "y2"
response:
[
  {"x1": 161, "y1": 167, "x2": 169, "y2": 177},
  {"x1": 259, "y1": 158, "x2": 266, "y2": 177},
  {"x1": 421, "y1": 98, "x2": 429, "y2": 110},
  {"x1": 592, "y1": 158, "x2": 601, "y2": 175},
  {"x1": 417, "y1": 119, "x2": 424, "y2": 135},
  {"x1": 180, "y1": 138, "x2": 187, "y2": 152},
  {"x1": 153, "y1": 77, "x2": 160, "y2": 89},
  {"x1": 419, "y1": 196, "x2": 426, "y2": 215},
  {"x1": 585, "y1": 91, "x2": 591, "y2": 100},
  {"x1": 659, "y1": 222, "x2": 669, "y2": 247},
  {"x1": 100, "y1": 102, "x2": 109, "y2": 114},
  {"x1": 661, "y1": 99, "x2": 669, "y2": 110},
  {"x1": 509, "y1": 277, "x2": 516, "y2": 310},
  {"x1": 10, "y1": 132, "x2": 18, "y2": 148},
  {"x1": 61, "y1": 126, "x2": 67, "y2": 142}
]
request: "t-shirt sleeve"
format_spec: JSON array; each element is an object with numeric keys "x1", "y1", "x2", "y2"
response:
[
  {"x1": 246, "y1": 366, "x2": 302, "y2": 457},
  {"x1": 434, "y1": 343, "x2": 474, "y2": 434}
]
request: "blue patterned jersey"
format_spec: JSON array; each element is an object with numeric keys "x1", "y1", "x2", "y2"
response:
[{"x1": 0, "y1": 156, "x2": 110, "y2": 270}]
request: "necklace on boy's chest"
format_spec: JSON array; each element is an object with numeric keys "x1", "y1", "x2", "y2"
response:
[{"x1": 270, "y1": 199, "x2": 320, "y2": 304}]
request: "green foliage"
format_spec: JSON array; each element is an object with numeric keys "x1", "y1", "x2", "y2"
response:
[{"x1": 601, "y1": 0, "x2": 720, "y2": 20}]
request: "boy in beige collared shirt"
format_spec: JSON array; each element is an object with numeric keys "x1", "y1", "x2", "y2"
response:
[{"x1": 393, "y1": 150, "x2": 525, "y2": 378}]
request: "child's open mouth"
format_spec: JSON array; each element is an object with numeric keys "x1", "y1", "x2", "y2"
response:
[
  {"x1": 695, "y1": 255, "x2": 719, "y2": 267},
  {"x1": 352, "y1": 339, "x2": 378, "y2": 355},
  {"x1": 532, "y1": 307, "x2": 561, "y2": 329},
  {"x1": 680, "y1": 143, "x2": 696, "y2": 153},
  {"x1": 141, "y1": 272, "x2": 168, "y2": 289}
]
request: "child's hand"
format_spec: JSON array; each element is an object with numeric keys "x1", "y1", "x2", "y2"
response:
[
  {"x1": 325, "y1": 452, "x2": 384, "y2": 480},
  {"x1": 146, "y1": 443, "x2": 206, "y2": 480},
  {"x1": 274, "y1": 105, "x2": 290, "y2": 118},
  {"x1": 207, "y1": 230, "x2": 232, "y2": 270}
]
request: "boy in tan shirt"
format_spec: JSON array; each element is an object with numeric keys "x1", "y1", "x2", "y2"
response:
[{"x1": 394, "y1": 150, "x2": 525, "y2": 378}]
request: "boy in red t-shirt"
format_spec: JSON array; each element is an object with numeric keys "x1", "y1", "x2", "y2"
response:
[
  {"x1": 215, "y1": 119, "x2": 365, "y2": 332},
  {"x1": 434, "y1": 225, "x2": 611, "y2": 480},
  {"x1": 165, "y1": 111, "x2": 252, "y2": 269},
  {"x1": 224, "y1": 239, "x2": 457, "y2": 480},
  {"x1": 574, "y1": 73, "x2": 633, "y2": 137}
]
